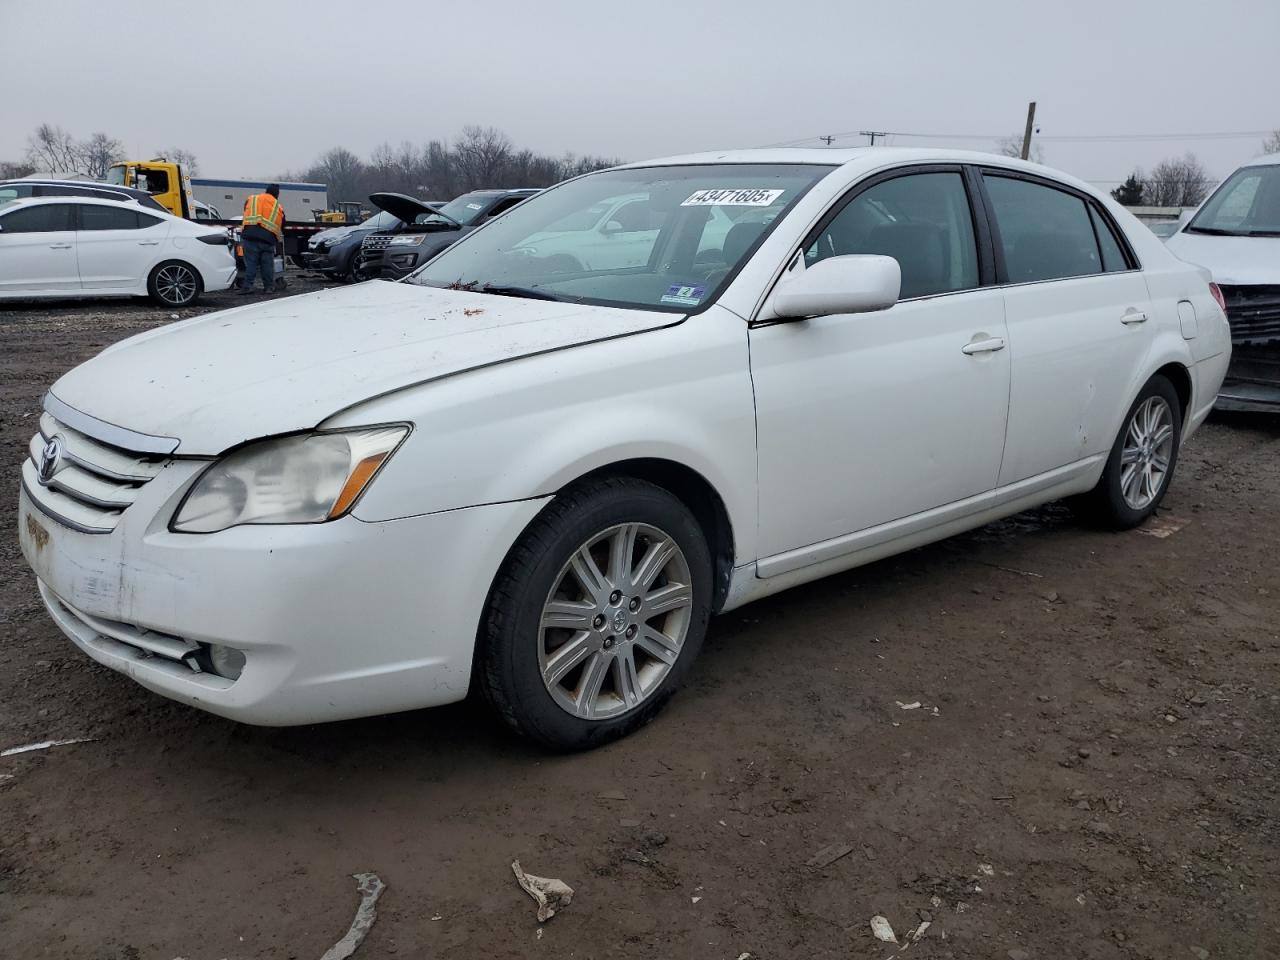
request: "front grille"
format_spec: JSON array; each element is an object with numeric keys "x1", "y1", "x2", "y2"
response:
[
  {"x1": 1220, "y1": 284, "x2": 1280, "y2": 345},
  {"x1": 361, "y1": 233, "x2": 394, "y2": 254},
  {"x1": 22, "y1": 413, "x2": 166, "y2": 533}
]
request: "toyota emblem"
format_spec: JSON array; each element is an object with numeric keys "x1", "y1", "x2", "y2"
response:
[{"x1": 38, "y1": 436, "x2": 63, "y2": 484}]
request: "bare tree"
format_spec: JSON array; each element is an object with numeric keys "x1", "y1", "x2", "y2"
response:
[
  {"x1": 157, "y1": 147, "x2": 200, "y2": 175},
  {"x1": 1264, "y1": 129, "x2": 1280, "y2": 155},
  {"x1": 25, "y1": 123, "x2": 83, "y2": 174},
  {"x1": 309, "y1": 147, "x2": 365, "y2": 201},
  {"x1": 453, "y1": 126, "x2": 513, "y2": 190},
  {"x1": 1144, "y1": 153, "x2": 1212, "y2": 207},
  {"x1": 995, "y1": 133, "x2": 1044, "y2": 164},
  {"x1": 80, "y1": 132, "x2": 124, "y2": 179}
]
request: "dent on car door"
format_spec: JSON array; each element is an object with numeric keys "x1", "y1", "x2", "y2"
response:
[
  {"x1": 76, "y1": 205, "x2": 169, "y2": 289},
  {"x1": 0, "y1": 203, "x2": 80, "y2": 292},
  {"x1": 979, "y1": 172, "x2": 1153, "y2": 486},
  {"x1": 750, "y1": 168, "x2": 1012, "y2": 565}
]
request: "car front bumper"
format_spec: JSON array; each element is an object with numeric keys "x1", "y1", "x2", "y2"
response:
[
  {"x1": 1215, "y1": 345, "x2": 1280, "y2": 412},
  {"x1": 18, "y1": 480, "x2": 546, "y2": 726}
]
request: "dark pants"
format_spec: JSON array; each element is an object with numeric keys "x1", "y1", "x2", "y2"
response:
[{"x1": 241, "y1": 238, "x2": 275, "y2": 291}]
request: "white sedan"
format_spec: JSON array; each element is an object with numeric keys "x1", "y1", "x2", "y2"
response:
[
  {"x1": 0, "y1": 195, "x2": 236, "y2": 306},
  {"x1": 18, "y1": 148, "x2": 1230, "y2": 750}
]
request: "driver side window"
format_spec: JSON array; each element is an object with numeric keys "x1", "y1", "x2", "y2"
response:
[{"x1": 806, "y1": 171, "x2": 980, "y2": 300}]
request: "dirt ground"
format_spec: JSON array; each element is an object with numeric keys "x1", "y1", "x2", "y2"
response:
[{"x1": 1, "y1": 280, "x2": 1278, "y2": 960}]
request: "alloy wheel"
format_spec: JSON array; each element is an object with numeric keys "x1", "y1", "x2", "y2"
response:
[
  {"x1": 155, "y1": 264, "x2": 197, "y2": 305},
  {"x1": 539, "y1": 522, "x2": 694, "y2": 720},
  {"x1": 1120, "y1": 395, "x2": 1175, "y2": 510}
]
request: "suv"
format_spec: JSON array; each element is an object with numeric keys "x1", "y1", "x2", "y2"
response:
[
  {"x1": 360, "y1": 188, "x2": 538, "y2": 280},
  {"x1": 0, "y1": 178, "x2": 169, "y2": 214},
  {"x1": 303, "y1": 195, "x2": 442, "y2": 282},
  {"x1": 1165, "y1": 154, "x2": 1280, "y2": 410}
]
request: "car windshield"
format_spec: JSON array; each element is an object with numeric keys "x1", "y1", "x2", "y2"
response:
[
  {"x1": 419, "y1": 194, "x2": 498, "y2": 227},
  {"x1": 410, "y1": 164, "x2": 832, "y2": 311},
  {"x1": 362, "y1": 210, "x2": 400, "y2": 231},
  {"x1": 1186, "y1": 164, "x2": 1280, "y2": 236}
]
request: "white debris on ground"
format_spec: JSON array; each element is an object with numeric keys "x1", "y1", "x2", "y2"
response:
[
  {"x1": 320, "y1": 872, "x2": 385, "y2": 960},
  {"x1": 511, "y1": 860, "x2": 574, "y2": 922},
  {"x1": 894, "y1": 701, "x2": 922, "y2": 711},
  {"x1": 870, "y1": 915, "x2": 898, "y2": 944},
  {"x1": 1, "y1": 737, "x2": 97, "y2": 757}
]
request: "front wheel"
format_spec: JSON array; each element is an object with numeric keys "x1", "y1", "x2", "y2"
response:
[
  {"x1": 147, "y1": 261, "x2": 202, "y2": 307},
  {"x1": 477, "y1": 477, "x2": 712, "y2": 750},
  {"x1": 1077, "y1": 375, "x2": 1182, "y2": 529}
]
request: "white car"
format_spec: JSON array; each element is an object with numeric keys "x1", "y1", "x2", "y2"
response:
[
  {"x1": 1165, "y1": 153, "x2": 1280, "y2": 410},
  {"x1": 0, "y1": 195, "x2": 236, "y2": 307},
  {"x1": 18, "y1": 148, "x2": 1230, "y2": 750}
]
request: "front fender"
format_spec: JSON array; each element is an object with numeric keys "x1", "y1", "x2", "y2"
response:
[{"x1": 336, "y1": 306, "x2": 760, "y2": 564}]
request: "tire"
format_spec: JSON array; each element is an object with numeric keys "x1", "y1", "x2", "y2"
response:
[
  {"x1": 477, "y1": 477, "x2": 713, "y2": 751},
  {"x1": 147, "y1": 260, "x2": 202, "y2": 307},
  {"x1": 1076, "y1": 375, "x2": 1182, "y2": 529}
]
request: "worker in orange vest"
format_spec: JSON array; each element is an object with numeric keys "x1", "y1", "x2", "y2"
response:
[{"x1": 239, "y1": 184, "x2": 286, "y2": 295}]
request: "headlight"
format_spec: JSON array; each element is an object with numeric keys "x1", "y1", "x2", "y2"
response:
[
  {"x1": 389, "y1": 234, "x2": 426, "y2": 246},
  {"x1": 171, "y1": 426, "x2": 408, "y2": 533}
]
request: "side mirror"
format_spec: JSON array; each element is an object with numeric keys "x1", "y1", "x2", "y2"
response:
[
  {"x1": 601, "y1": 220, "x2": 624, "y2": 235},
  {"x1": 770, "y1": 254, "x2": 901, "y2": 319}
]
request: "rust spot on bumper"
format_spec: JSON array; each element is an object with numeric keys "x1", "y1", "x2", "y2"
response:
[{"x1": 25, "y1": 513, "x2": 50, "y2": 552}]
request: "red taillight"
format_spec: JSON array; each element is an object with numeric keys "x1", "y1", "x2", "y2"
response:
[{"x1": 1209, "y1": 282, "x2": 1227, "y2": 313}]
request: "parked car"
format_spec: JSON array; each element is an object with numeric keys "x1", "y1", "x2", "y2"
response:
[
  {"x1": 362, "y1": 188, "x2": 538, "y2": 280},
  {"x1": 0, "y1": 177, "x2": 169, "y2": 214},
  {"x1": 0, "y1": 195, "x2": 236, "y2": 306},
  {"x1": 18, "y1": 148, "x2": 1229, "y2": 749},
  {"x1": 1165, "y1": 154, "x2": 1280, "y2": 410},
  {"x1": 302, "y1": 198, "x2": 441, "y2": 281}
]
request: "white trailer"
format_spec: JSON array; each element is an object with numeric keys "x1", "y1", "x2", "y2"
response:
[{"x1": 191, "y1": 178, "x2": 328, "y2": 222}]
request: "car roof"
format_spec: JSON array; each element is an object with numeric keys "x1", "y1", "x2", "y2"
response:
[
  {"x1": 465, "y1": 188, "x2": 540, "y2": 197},
  {"x1": 0, "y1": 194, "x2": 178, "y2": 216},
  {"x1": 1239, "y1": 152, "x2": 1280, "y2": 169},
  {"x1": 613, "y1": 147, "x2": 1101, "y2": 194}
]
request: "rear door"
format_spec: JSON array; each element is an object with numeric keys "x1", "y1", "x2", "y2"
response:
[
  {"x1": 75, "y1": 204, "x2": 170, "y2": 289},
  {"x1": 979, "y1": 171, "x2": 1153, "y2": 485},
  {"x1": 0, "y1": 203, "x2": 80, "y2": 294}
]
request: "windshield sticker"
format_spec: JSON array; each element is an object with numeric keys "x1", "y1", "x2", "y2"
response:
[
  {"x1": 681, "y1": 188, "x2": 785, "y2": 207},
  {"x1": 465, "y1": 202, "x2": 484, "y2": 210},
  {"x1": 660, "y1": 284, "x2": 706, "y2": 307}
]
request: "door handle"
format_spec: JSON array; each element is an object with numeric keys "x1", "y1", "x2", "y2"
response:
[
  {"x1": 48, "y1": 243, "x2": 72, "y2": 249},
  {"x1": 1121, "y1": 309, "x2": 1149, "y2": 325},
  {"x1": 137, "y1": 240, "x2": 160, "y2": 246},
  {"x1": 961, "y1": 336, "x2": 1006, "y2": 355}
]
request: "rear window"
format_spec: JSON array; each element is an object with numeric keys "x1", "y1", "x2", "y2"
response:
[{"x1": 984, "y1": 175, "x2": 1103, "y2": 282}]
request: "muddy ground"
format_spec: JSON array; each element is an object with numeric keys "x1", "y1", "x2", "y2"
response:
[{"x1": 1, "y1": 280, "x2": 1278, "y2": 960}]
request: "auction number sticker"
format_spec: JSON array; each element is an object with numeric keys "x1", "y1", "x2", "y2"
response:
[
  {"x1": 661, "y1": 284, "x2": 706, "y2": 306},
  {"x1": 681, "y1": 188, "x2": 784, "y2": 206},
  {"x1": 465, "y1": 202, "x2": 484, "y2": 210}
]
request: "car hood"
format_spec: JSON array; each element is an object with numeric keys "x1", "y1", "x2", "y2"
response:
[
  {"x1": 1165, "y1": 231, "x2": 1280, "y2": 286},
  {"x1": 313, "y1": 224, "x2": 360, "y2": 244},
  {"x1": 49, "y1": 281, "x2": 677, "y2": 455}
]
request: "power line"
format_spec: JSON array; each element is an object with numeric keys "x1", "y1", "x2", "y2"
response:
[{"x1": 759, "y1": 128, "x2": 1273, "y2": 149}]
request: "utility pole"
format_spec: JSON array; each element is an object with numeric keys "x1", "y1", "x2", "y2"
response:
[
  {"x1": 1020, "y1": 101, "x2": 1037, "y2": 160},
  {"x1": 860, "y1": 130, "x2": 888, "y2": 146},
  {"x1": 819, "y1": 135, "x2": 835, "y2": 146}
]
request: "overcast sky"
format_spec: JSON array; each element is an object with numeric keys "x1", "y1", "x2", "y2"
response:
[{"x1": 2, "y1": 0, "x2": 1276, "y2": 189}]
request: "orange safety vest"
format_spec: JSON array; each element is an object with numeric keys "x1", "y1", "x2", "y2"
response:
[{"x1": 242, "y1": 193, "x2": 284, "y2": 239}]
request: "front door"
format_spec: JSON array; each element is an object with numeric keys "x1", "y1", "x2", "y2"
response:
[
  {"x1": 0, "y1": 202, "x2": 80, "y2": 294},
  {"x1": 751, "y1": 169, "x2": 1011, "y2": 560}
]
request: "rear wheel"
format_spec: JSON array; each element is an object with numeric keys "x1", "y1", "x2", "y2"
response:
[
  {"x1": 147, "y1": 261, "x2": 202, "y2": 307},
  {"x1": 478, "y1": 477, "x2": 712, "y2": 750},
  {"x1": 1076, "y1": 375, "x2": 1182, "y2": 529}
]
